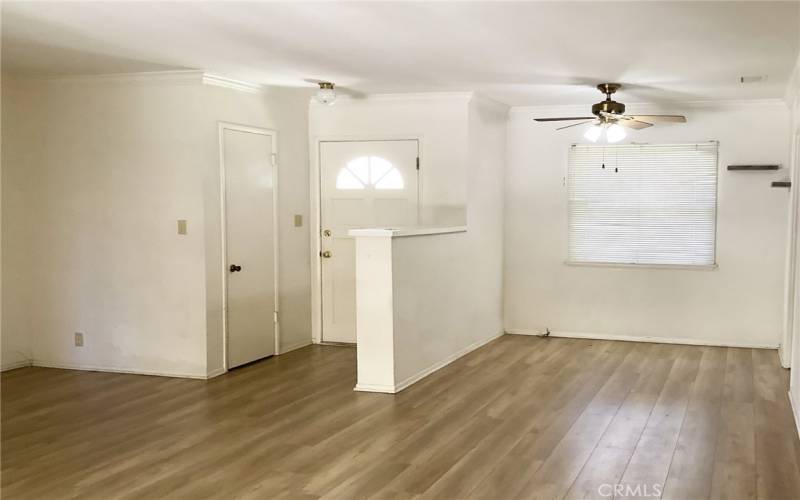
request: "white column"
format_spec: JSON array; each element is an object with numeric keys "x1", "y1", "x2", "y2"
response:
[{"x1": 351, "y1": 230, "x2": 396, "y2": 392}]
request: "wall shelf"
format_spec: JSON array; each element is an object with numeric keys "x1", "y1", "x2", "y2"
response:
[
  {"x1": 771, "y1": 180, "x2": 791, "y2": 188},
  {"x1": 727, "y1": 164, "x2": 780, "y2": 171}
]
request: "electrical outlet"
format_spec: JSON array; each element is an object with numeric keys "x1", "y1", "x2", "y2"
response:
[{"x1": 74, "y1": 332, "x2": 84, "y2": 347}]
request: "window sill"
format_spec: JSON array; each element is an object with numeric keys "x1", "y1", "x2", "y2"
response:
[{"x1": 564, "y1": 260, "x2": 719, "y2": 271}]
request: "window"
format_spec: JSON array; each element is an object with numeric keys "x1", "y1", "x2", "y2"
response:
[
  {"x1": 336, "y1": 156, "x2": 404, "y2": 190},
  {"x1": 567, "y1": 142, "x2": 718, "y2": 267}
]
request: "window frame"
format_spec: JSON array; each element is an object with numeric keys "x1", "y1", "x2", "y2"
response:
[{"x1": 563, "y1": 141, "x2": 720, "y2": 271}]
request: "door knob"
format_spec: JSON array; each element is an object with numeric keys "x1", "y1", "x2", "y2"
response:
[
  {"x1": 229, "y1": 264, "x2": 242, "y2": 272},
  {"x1": 321, "y1": 251, "x2": 332, "y2": 258}
]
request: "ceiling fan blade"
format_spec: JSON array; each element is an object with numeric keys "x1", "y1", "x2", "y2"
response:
[
  {"x1": 628, "y1": 114, "x2": 687, "y2": 123},
  {"x1": 556, "y1": 120, "x2": 595, "y2": 131},
  {"x1": 534, "y1": 116, "x2": 595, "y2": 122},
  {"x1": 617, "y1": 119, "x2": 653, "y2": 130}
]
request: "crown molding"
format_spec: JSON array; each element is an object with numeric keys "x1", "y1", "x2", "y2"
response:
[
  {"x1": 472, "y1": 93, "x2": 511, "y2": 113},
  {"x1": 13, "y1": 69, "x2": 205, "y2": 85},
  {"x1": 202, "y1": 73, "x2": 265, "y2": 94},
  {"x1": 6, "y1": 69, "x2": 266, "y2": 94},
  {"x1": 310, "y1": 91, "x2": 475, "y2": 106}
]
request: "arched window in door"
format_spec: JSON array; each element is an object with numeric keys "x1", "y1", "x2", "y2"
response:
[{"x1": 336, "y1": 156, "x2": 405, "y2": 190}]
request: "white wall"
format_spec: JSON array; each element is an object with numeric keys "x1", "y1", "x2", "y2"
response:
[
  {"x1": 198, "y1": 84, "x2": 313, "y2": 374},
  {"x1": 2, "y1": 76, "x2": 208, "y2": 375},
  {"x1": 313, "y1": 94, "x2": 506, "y2": 389},
  {"x1": 309, "y1": 93, "x2": 475, "y2": 344},
  {"x1": 1, "y1": 77, "x2": 34, "y2": 369},
  {"x1": 392, "y1": 96, "x2": 506, "y2": 384},
  {"x1": 0, "y1": 73, "x2": 312, "y2": 376},
  {"x1": 309, "y1": 94, "x2": 470, "y2": 227},
  {"x1": 505, "y1": 101, "x2": 791, "y2": 348}
]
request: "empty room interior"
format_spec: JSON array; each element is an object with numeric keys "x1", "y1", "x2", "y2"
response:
[{"x1": 4, "y1": 1, "x2": 800, "y2": 499}]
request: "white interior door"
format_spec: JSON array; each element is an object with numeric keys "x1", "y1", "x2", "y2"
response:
[
  {"x1": 223, "y1": 126, "x2": 277, "y2": 368},
  {"x1": 320, "y1": 140, "x2": 419, "y2": 343}
]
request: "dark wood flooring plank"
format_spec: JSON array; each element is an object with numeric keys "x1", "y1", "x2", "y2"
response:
[
  {"x1": 563, "y1": 343, "x2": 680, "y2": 500},
  {"x1": 613, "y1": 345, "x2": 703, "y2": 500},
  {"x1": 752, "y1": 349, "x2": 800, "y2": 500},
  {"x1": 2, "y1": 338, "x2": 799, "y2": 500},
  {"x1": 709, "y1": 348, "x2": 757, "y2": 500},
  {"x1": 661, "y1": 346, "x2": 727, "y2": 500}
]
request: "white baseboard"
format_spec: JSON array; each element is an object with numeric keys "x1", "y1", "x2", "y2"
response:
[
  {"x1": 790, "y1": 390, "x2": 800, "y2": 440},
  {"x1": 206, "y1": 367, "x2": 227, "y2": 379},
  {"x1": 505, "y1": 329, "x2": 778, "y2": 350},
  {"x1": 1, "y1": 359, "x2": 32, "y2": 372},
  {"x1": 391, "y1": 331, "x2": 504, "y2": 393},
  {"x1": 780, "y1": 344, "x2": 792, "y2": 368},
  {"x1": 31, "y1": 359, "x2": 208, "y2": 379},
  {"x1": 279, "y1": 340, "x2": 313, "y2": 355},
  {"x1": 25, "y1": 342, "x2": 314, "y2": 381},
  {"x1": 353, "y1": 382, "x2": 396, "y2": 393}
]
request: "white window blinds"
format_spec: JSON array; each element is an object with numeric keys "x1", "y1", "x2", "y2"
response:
[{"x1": 567, "y1": 142, "x2": 718, "y2": 266}]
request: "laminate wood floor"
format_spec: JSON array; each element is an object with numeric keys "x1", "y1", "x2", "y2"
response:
[{"x1": 3, "y1": 336, "x2": 800, "y2": 499}]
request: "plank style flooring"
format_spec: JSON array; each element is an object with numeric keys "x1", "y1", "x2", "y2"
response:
[{"x1": 3, "y1": 336, "x2": 800, "y2": 499}]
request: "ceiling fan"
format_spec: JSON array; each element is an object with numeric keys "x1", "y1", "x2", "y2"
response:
[{"x1": 534, "y1": 83, "x2": 686, "y2": 143}]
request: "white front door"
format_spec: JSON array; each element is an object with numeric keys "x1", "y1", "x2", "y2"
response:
[
  {"x1": 223, "y1": 125, "x2": 277, "y2": 368},
  {"x1": 320, "y1": 140, "x2": 419, "y2": 343}
]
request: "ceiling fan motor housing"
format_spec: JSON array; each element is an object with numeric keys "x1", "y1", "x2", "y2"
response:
[{"x1": 592, "y1": 99, "x2": 625, "y2": 118}]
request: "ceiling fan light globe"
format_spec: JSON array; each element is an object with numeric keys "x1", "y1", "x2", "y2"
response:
[
  {"x1": 584, "y1": 125, "x2": 603, "y2": 143},
  {"x1": 315, "y1": 87, "x2": 337, "y2": 105},
  {"x1": 606, "y1": 124, "x2": 627, "y2": 143}
]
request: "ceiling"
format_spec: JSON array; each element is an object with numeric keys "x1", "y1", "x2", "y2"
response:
[{"x1": 2, "y1": 1, "x2": 798, "y2": 106}]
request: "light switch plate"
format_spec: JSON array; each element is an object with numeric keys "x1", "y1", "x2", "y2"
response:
[
  {"x1": 75, "y1": 332, "x2": 84, "y2": 347},
  {"x1": 294, "y1": 214, "x2": 303, "y2": 227},
  {"x1": 177, "y1": 220, "x2": 187, "y2": 235}
]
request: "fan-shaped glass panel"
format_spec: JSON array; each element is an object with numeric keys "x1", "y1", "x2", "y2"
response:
[
  {"x1": 348, "y1": 157, "x2": 370, "y2": 184},
  {"x1": 374, "y1": 168, "x2": 404, "y2": 190},
  {"x1": 335, "y1": 156, "x2": 405, "y2": 191},
  {"x1": 369, "y1": 157, "x2": 392, "y2": 184},
  {"x1": 336, "y1": 168, "x2": 365, "y2": 189}
]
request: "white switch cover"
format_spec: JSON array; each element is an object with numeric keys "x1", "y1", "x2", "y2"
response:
[{"x1": 75, "y1": 332, "x2": 84, "y2": 347}]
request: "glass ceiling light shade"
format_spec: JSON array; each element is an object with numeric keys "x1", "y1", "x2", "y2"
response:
[
  {"x1": 605, "y1": 123, "x2": 627, "y2": 143},
  {"x1": 315, "y1": 82, "x2": 337, "y2": 105},
  {"x1": 583, "y1": 124, "x2": 603, "y2": 143}
]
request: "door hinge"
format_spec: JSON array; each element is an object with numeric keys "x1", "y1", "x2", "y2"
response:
[
  {"x1": 271, "y1": 153, "x2": 278, "y2": 167},
  {"x1": 274, "y1": 311, "x2": 279, "y2": 323},
  {"x1": 416, "y1": 157, "x2": 420, "y2": 170}
]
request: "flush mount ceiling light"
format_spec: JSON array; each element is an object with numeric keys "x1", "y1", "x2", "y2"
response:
[
  {"x1": 315, "y1": 81, "x2": 337, "y2": 105},
  {"x1": 535, "y1": 83, "x2": 688, "y2": 143}
]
